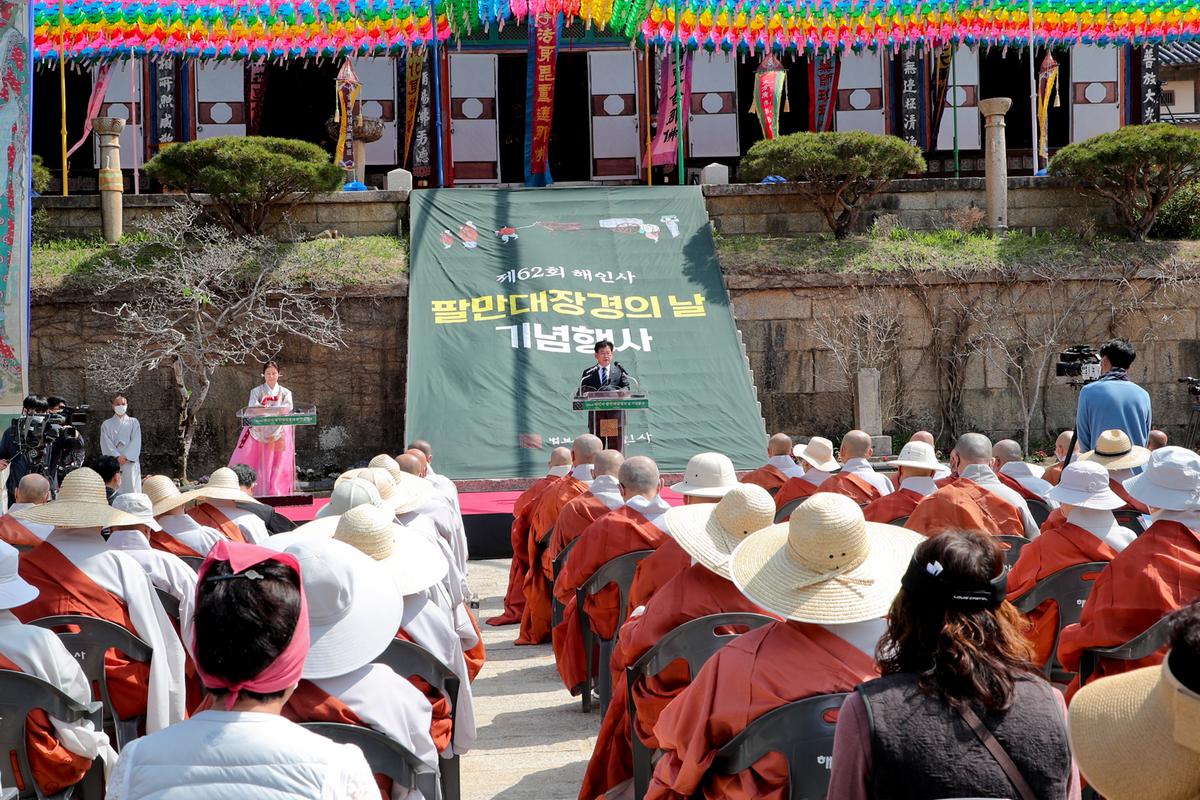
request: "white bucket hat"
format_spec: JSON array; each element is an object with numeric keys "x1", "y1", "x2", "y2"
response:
[
  {"x1": 889, "y1": 441, "x2": 941, "y2": 471},
  {"x1": 1047, "y1": 461, "x2": 1125, "y2": 510},
  {"x1": 333, "y1": 505, "x2": 449, "y2": 596},
  {"x1": 111, "y1": 493, "x2": 164, "y2": 531},
  {"x1": 194, "y1": 467, "x2": 264, "y2": 505},
  {"x1": 793, "y1": 437, "x2": 840, "y2": 472},
  {"x1": 665, "y1": 484, "x2": 777, "y2": 579},
  {"x1": 1123, "y1": 446, "x2": 1200, "y2": 512},
  {"x1": 316, "y1": 477, "x2": 386, "y2": 520},
  {"x1": 1079, "y1": 429, "x2": 1152, "y2": 473},
  {"x1": 13, "y1": 468, "x2": 143, "y2": 529},
  {"x1": 670, "y1": 453, "x2": 740, "y2": 498},
  {"x1": 142, "y1": 475, "x2": 205, "y2": 516},
  {"x1": 729, "y1": 493, "x2": 922, "y2": 624},
  {"x1": 0, "y1": 540, "x2": 38, "y2": 610},
  {"x1": 284, "y1": 537, "x2": 404, "y2": 680}
]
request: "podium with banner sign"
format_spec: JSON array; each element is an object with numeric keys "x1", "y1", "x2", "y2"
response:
[
  {"x1": 236, "y1": 406, "x2": 319, "y2": 428},
  {"x1": 572, "y1": 391, "x2": 649, "y2": 452}
]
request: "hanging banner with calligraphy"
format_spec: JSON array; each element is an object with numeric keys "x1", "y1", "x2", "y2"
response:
[
  {"x1": 403, "y1": 49, "x2": 425, "y2": 168},
  {"x1": 334, "y1": 61, "x2": 362, "y2": 181},
  {"x1": 899, "y1": 50, "x2": 923, "y2": 148},
  {"x1": 928, "y1": 45, "x2": 953, "y2": 143},
  {"x1": 808, "y1": 53, "x2": 839, "y2": 132},
  {"x1": 153, "y1": 56, "x2": 176, "y2": 149},
  {"x1": 1036, "y1": 51, "x2": 1060, "y2": 166},
  {"x1": 247, "y1": 62, "x2": 267, "y2": 136},
  {"x1": 0, "y1": 0, "x2": 30, "y2": 408},
  {"x1": 412, "y1": 53, "x2": 433, "y2": 178},
  {"x1": 524, "y1": 11, "x2": 559, "y2": 187},
  {"x1": 648, "y1": 50, "x2": 693, "y2": 166},
  {"x1": 1141, "y1": 45, "x2": 1161, "y2": 123},
  {"x1": 751, "y1": 53, "x2": 788, "y2": 139}
]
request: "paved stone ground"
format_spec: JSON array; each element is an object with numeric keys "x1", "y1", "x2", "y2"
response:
[{"x1": 462, "y1": 558, "x2": 596, "y2": 800}]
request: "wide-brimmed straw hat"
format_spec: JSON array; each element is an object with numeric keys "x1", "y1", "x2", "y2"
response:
[
  {"x1": 729, "y1": 492, "x2": 922, "y2": 624},
  {"x1": 0, "y1": 540, "x2": 38, "y2": 610},
  {"x1": 1069, "y1": 655, "x2": 1200, "y2": 800},
  {"x1": 1079, "y1": 429, "x2": 1152, "y2": 472},
  {"x1": 13, "y1": 468, "x2": 144, "y2": 529},
  {"x1": 285, "y1": 537, "x2": 404, "y2": 680},
  {"x1": 669, "y1": 453, "x2": 740, "y2": 498},
  {"x1": 889, "y1": 441, "x2": 941, "y2": 471},
  {"x1": 792, "y1": 437, "x2": 840, "y2": 472},
  {"x1": 337, "y1": 468, "x2": 426, "y2": 514},
  {"x1": 333, "y1": 505, "x2": 448, "y2": 596},
  {"x1": 368, "y1": 454, "x2": 404, "y2": 483},
  {"x1": 193, "y1": 467, "x2": 264, "y2": 505},
  {"x1": 1123, "y1": 446, "x2": 1200, "y2": 512},
  {"x1": 665, "y1": 484, "x2": 777, "y2": 579},
  {"x1": 1046, "y1": 461, "x2": 1125, "y2": 510},
  {"x1": 111, "y1": 493, "x2": 164, "y2": 531},
  {"x1": 142, "y1": 475, "x2": 205, "y2": 517}
]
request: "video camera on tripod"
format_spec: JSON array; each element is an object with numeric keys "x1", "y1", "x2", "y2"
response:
[
  {"x1": 11, "y1": 403, "x2": 91, "y2": 480},
  {"x1": 1181, "y1": 378, "x2": 1200, "y2": 451},
  {"x1": 1056, "y1": 346, "x2": 1103, "y2": 384}
]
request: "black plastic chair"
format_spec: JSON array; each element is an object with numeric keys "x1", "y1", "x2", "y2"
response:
[
  {"x1": 577, "y1": 549, "x2": 654, "y2": 713},
  {"x1": 774, "y1": 497, "x2": 807, "y2": 524},
  {"x1": 1079, "y1": 613, "x2": 1174, "y2": 688},
  {"x1": 766, "y1": 486, "x2": 781, "y2": 497},
  {"x1": 551, "y1": 537, "x2": 581, "y2": 630},
  {"x1": 154, "y1": 589, "x2": 180, "y2": 623},
  {"x1": 1113, "y1": 509, "x2": 1146, "y2": 535},
  {"x1": 1026, "y1": 498, "x2": 1052, "y2": 527},
  {"x1": 179, "y1": 556, "x2": 204, "y2": 572},
  {"x1": 378, "y1": 639, "x2": 462, "y2": 800},
  {"x1": 888, "y1": 515, "x2": 910, "y2": 526},
  {"x1": 707, "y1": 693, "x2": 848, "y2": 800},
  {"x1": 29, "y1": 615, "x2": 152, "y2": 750},
  {"x1": 994, "y1": 535, "x2": 1031, "y2": 568},
  {"x1": 0, "y1": 669, "x2": 103, "y2": 800},
  {"x1": 626, "y1": 613, "x2": 776, "y2": 800},
  {"x1": 1010, "y1": 561, "x2": 1107, "y2": 684},
  {"x1": 301, "y1": 722, "x2": 441, "y2": 800}
]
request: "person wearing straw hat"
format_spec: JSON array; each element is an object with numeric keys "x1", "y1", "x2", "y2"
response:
[
  {"x1": 192, "y1": 467, "x2": 269, "y2": 545},
  {"x1": 580, "y1": 484, "x2": 778, "y2": 800},
  {"x1": 828, "y1": 530, "x2": 1078, "y2": 800},
  {"x1": 143, "y1": 474, "x2": 222, "y2": 557},
  {"x1": 629, "y1": 452, "x2": 743, "y2": 612},
  {"x1": 280, "y1": 537, "x2": 438, "y2": 798},
  {"x1": 106, "y1": 540, "x2": 377, "y2": 800},
  {"x1": 1077, "y1": 428, "x2": 1152, "y2": 513},
  {"x1": 553, "y1": 456, "x2": 672, "y2": 695},
  {"x1": 332, "y1": 505, "x2": 478, "y2": 760},
  {"x1": 0, "y1": 538, "x2": 119, "y2": 794},
  {"x1": 395, "y1": 454, "x2": 470, "y2": 577},
  {"x1": 644, "y1": 494, "x2": 921, "y2": 800},
  {"x1": 740, "y1": 433, "x2": 804, "y2": 495},
  {"x1": 517, "y1": 434, "x2": 604, "y2": 646},
  {"x1": 545, "y1": 449, "x2": 625, "y2": 591},
  {"x1": 992, "y1": 439, "x2": 1057, "y2": 505},
  {"x1": 488, "y1": 447, "x2": 573, "y2": 627},
  {"x1": 1068, "y1": 602, "x2": 1200, "y2": 800},
  {"x1": 772, "y1": 435, "x2": 840, "y2": 513},
  {"x1": 11, "y1": 468, "x2": 188, "y2": 734},
  {"x1": 1043, "y1": 430, "x2": 1079, "y2": 487},
  {"x1": 1006, "y1": 460, "x2": 1135, "y2": 670},
  {"x1": 0, "y1": 473, "x2": 53, "y2": 549},
  {"x1": 1058, "y1": 446, "x2": 1200, "y2": 696},
  {"x1": 863, "y1": 441, "x2": 941, "y2": 524},
  {"x1": 110, "y1": 493, "x2": 199, "y2": 624}
]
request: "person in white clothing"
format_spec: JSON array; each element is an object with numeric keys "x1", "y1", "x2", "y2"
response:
[
  {"x1": 0, "y1": 473, "x2": 54, "y2": 547},
  {"x1": 106, "y1": 539, "x2": 376, "y2": 800},
  {"x1": 109, "y1": 493, "x2": 198, "y2": 623},
  {"x1": 764, "y1": 433, "x2": 806, "y2": 479},
  {"x1": 1045, "y1": 461, "x2": 1137, "y2": 551},
  {"x1": 99, "y1": 396, "x2": 141, "y2": 496},
  {"x1": 143, "y1": 475, "x2": 223, "y2": 557},
  {"x1": 391, "y1": 454, "x2": 471, "y2": 578},
  {"x1": 407, "y1": 440, "x2": 463, "y2": 517},
  {"x1": 837, "y1": 429, "x2": 895, "y2": 497},
  {"x1": 992, "y1": 438, "x2": 1058, "y2": 505},
  {"x1": 193, "y1": 468, "x2": 269, "y2": 544}
]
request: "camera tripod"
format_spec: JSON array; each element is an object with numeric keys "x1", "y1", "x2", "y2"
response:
[{"x1": 1185, "y1": 401, "x2": 1200, "y2": 452}]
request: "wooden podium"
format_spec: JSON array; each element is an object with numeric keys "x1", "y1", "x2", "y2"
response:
[{"x1": 572, "y1": 391, "x2": 649, "y2": 452}]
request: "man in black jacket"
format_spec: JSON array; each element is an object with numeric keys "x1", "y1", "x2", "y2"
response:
[
  {"x1": 579, "y1": 340, "x2": 630, "y2": 392},
  {"x1": 230, "y1": 463, "x2": 297, "y2": 534}
]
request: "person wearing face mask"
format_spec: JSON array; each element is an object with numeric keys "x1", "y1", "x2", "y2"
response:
[
  {"x1": 100, "y1": 395, "x2": 142, "y2": 496},
  {"x1": 227, "y1": 361, "x2": 296, "y2": 497}
]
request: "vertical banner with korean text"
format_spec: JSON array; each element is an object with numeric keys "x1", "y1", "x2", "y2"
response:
[
  {"x1": 407, "y1": 187, "x2": 765, "y2": 479},
  {"x1": 649, "y1": 52, "x2": 692, "y2": 166},
  {"x1": 524, "y1": 11, "x2": 558, "y2": 186},
  {"x1": 0, "y1": 2, "x2": 30, "y2": 409}
]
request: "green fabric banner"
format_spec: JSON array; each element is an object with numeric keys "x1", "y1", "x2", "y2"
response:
[{"x1": 406, "y1": 186, "x2": 765, "y2": 480}]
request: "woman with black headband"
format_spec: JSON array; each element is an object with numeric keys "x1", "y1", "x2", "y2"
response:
[{"x1": 827, "y1": 529, "x2": 1081, "y2": 800}]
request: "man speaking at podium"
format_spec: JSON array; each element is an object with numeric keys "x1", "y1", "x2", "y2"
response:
[{"x1": 580, "y1": 341, "x2": 631, "y2": 450}]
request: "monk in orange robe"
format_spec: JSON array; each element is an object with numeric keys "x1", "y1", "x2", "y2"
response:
[
  {"x1": 772, "y1": 475, "x2": 822, "y2": 513},
  {"x1": 553, "y1": 457, "x2": 671, "y2": 694},
  {"x1": 487, "y1": 448, "x2": 572, "y2": 626},
  {"x1": 0, "y1": 474, "x2": 53, "y2": 549},
  {"x1": 905, "y1": 479, "x2": 1023, "y2": 538},
  {"x1": 545, "y1": 466, "x2": 623, "y2": 573},
  {"x1": 773, "y1": 436, "x2": 840, "y2": 515},
  {"x1": 740, "y1": 433, "x2": 803, "y2": 495},
  {"x1": 1043, "y1": 431, "x2": 1078, "y2": 487},
  {"x1": 862, "y1": 440, "x2": 941, "y2": 524},
  {"x1": 817, "y1": 471, "x2": 881, "y2": 505}
]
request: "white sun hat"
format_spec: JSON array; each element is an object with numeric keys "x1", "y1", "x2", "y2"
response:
[
  {"x1": 1079, "y1": 429, "x2": 1152, "y2": 473},
  {"x1": 111, "y1": 493, "x2": 164, "y2": 532},
  {"x1": 669, "y1": 452, "x2": 740, "y2": 498},
  {"x1": 1047, "y1": 461, "x2": 1126, "y2": 510},
  {"x1": 284, "y1": 537, "x2": 404, "y2": 680},
  {"x1": 142, "y1": 475, "x2": 205, "y2": 517},
  {"x1": 0, "y1": 540, "x2": 38, "y2": 610},
  {"x1": 729, "y1": 493, "x2": 922, "y2": 624},
  {"x1": 193, "y1": 467, "x2": 264, "y2": 505},
  {"x1": 369, "y1": 454, "x2": 404, "y2": 483},
  {"x1": 316, "y1": 477, "x2": 386, "y2": 520},
  {"x1": 665, "y1": 484, "x2": 777, "y2": 579},
  {"x1": 338, "y1": 468, "x2": 427, "y2": 515},
  {"x1": 1123, "y1": 446, "x2": 1200, "y2": 512},
  {"x1": 13, "y1": 468, "x2": 143, "y2": 529},
  {"x1": 333, "y1": 505, "x2": 449, "y2": 596},
  {"x1": 793, "y1": 437, "x2": 840, "y2": 472},
  {"x1": 889, "y1": 441, "x2": 941, "y2": 471}
]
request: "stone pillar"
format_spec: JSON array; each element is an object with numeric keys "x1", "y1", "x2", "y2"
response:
[
  {"x1": 92, "y1": 116, "x2": 126, "y2": 244},
  {"x1": 978, "y1": 97, "x2": 1012, "y2": 235},
  {"x1": 855, "y1": 368, "x2": 892, "y2": 456}
]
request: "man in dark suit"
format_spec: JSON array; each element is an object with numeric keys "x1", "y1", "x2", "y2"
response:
[
  {"x1": 579, "y1": 340, "x2": 631, "y2": 450},
  {"x1": 230, "y1": 463, "x2": 297, "y2": 534}
]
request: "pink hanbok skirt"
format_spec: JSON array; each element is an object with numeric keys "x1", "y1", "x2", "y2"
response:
[{"x1": 228, "y1": 425, "x2": 295, "y2": 496}]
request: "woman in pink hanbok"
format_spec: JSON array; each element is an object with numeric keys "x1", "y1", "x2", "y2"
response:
[{"x1": 228, "y1": 362, "x2": 295, "y2": 497}]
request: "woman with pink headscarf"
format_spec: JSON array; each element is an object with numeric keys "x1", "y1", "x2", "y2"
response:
[{"x1": 104, "y1": 541, "x2": 376, "y2": 799}]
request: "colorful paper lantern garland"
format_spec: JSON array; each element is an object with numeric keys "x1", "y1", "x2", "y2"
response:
[{"x1": 31, "y1": 0, "x2": 1200, "y2": 60}]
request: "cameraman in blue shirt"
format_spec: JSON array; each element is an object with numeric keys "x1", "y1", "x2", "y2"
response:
[{"x1": 1075, "y1": 338, "x2": 1152, "y2": 452}]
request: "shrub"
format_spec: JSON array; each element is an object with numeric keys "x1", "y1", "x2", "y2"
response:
[
  {"x1": 1048, "y1": 123, "x2": 1200, "y2": 241},
  {"x1": 31, "y1": 155, "x2": 51, "y2": 195},
  {"x1": 1151, "y1": 180, "x2": 1200, "y2": 239},
  {"x1": 145, "y1": 136, "x2": 343, "y2": 235},
  {"x1": 740, "y1": 131, "x2": 926, "y2": 238}
]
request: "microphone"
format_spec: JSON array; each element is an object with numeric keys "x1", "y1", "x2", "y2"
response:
[
  {"x1": 579, "y1": 364, "x2": 599, "y2": 397},
  {"x1": 613, "y1": 361, "x2": 636, "y2": 389}
]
